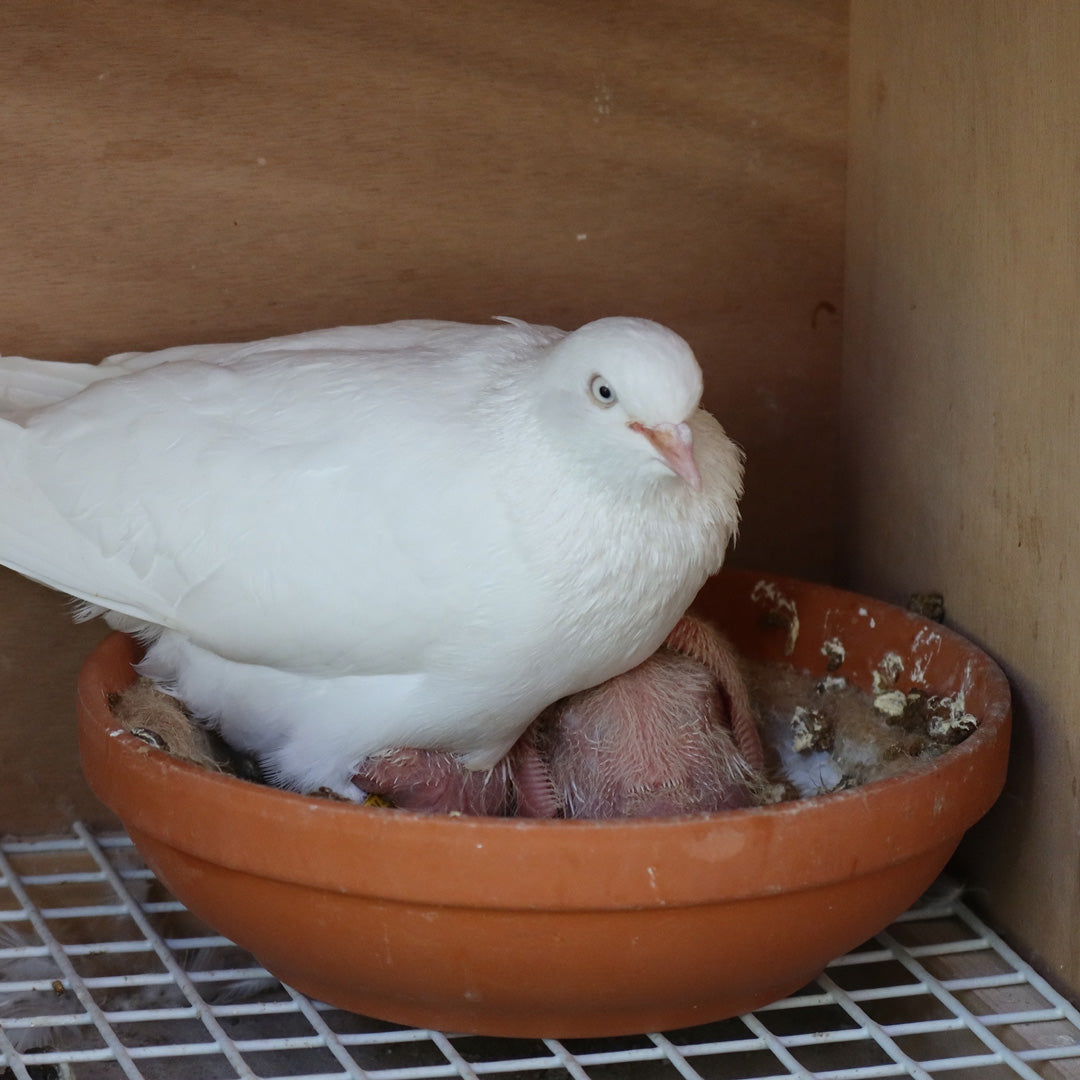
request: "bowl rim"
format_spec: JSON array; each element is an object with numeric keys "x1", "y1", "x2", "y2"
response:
[{"x1": 77, "y1": 570, "x2": 1012, "y2": 910}]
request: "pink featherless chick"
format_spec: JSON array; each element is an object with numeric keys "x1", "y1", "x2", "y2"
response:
[
  {"x1": 351, "y1": 746, "x2": 514, "y2": 815},
  {"x1": 353, "y1": 614, "x2": 765, "y2": 819},
  {"x1": 512, "y1": 613, "x2": 765, "y2": 818}
]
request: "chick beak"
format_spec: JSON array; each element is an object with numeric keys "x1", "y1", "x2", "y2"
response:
[{"x1": 628, "y1": 420, "x2": 702, "y2": 491}]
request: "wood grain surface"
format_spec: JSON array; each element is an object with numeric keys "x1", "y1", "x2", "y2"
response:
[{"x1": 845, "y1": 1, "x2": 1080, "y2": 996}]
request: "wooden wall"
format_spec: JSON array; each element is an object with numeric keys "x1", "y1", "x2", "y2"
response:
[
  {"x1": 4, "y1": 0, "x2": 1078, "y2": 1005},
  {"x1": 0, "y1": 3, "x2": 847, "y2": 832},
  {"x1": 845, "y1": 3, "x2": 1080, "y2": 992}
]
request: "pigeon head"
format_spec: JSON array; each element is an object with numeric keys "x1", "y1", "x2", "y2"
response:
[{"x1": 537, "y1": 317, "x2": 707, "y2": 490}]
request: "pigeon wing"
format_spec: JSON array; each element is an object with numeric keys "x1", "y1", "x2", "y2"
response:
[{"x1": 0, "y1": 326, "x2": 547, "y2": 677}]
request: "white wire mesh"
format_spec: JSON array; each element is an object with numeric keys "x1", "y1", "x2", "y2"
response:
[{"x1": 1, "y1": 825, "x2": 1078, "y2": 1080}]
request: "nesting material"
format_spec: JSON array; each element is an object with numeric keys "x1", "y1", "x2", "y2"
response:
[
  {"x1": 108, "y1": 641, "x2": 977, "y2": 816},
  {"x1": 108, "y1": 678, "x2": 262, "y2": 780},
  {"x1": 108, "y1": 678, "x2": 226, "y2": 772},
  {"x1": 749, "y1": 659, "x2": 977, "y2": 799}
]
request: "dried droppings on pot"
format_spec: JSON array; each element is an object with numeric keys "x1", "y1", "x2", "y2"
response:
[
  {"x1": 881, "y1": 688, "x2": 978, "y2": 746},
  {"x1": 820, "y1": 637, "x2": 845, "y2": 671},
  {"x1": 874, "y1": 689, "x2": 909, "y2": 717},
  {"x1": 873, "y1": 651, "x2": 906, "y2": 693},
  {"x1": 750, "y1": 579, "x2": 800, "y2": 655},
  {"x1": 909, "y1": 626, "x2": 945, "y2": 685}
]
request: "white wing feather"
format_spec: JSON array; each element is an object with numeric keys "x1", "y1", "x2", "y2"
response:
[{"x1": 2, "y1": 322, "x2": 557, "y2": 673}]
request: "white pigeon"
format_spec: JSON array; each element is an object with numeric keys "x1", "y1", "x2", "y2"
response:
[{"x1": 0, "y1": 316, "x2": 744, "y2": 797}]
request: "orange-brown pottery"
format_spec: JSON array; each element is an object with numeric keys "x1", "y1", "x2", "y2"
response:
[{"x1": 77, "y1": 569, "x2": 1011, "y2": 1037}]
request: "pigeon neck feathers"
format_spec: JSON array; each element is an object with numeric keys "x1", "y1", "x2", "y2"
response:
[{"x1": 482, "y1": 317, "x2": 744, "y2": 658}]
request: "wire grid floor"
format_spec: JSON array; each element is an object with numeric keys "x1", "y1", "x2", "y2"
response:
[{"x1": 1, "y1": 826, "x2": 1078, "y2": 1080}]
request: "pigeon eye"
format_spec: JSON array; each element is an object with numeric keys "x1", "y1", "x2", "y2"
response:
[{"x1": 589, "y1": 375, "x2": 617, "y2": 408}]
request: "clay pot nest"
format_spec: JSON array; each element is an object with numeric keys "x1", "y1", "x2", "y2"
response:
[{"x1": 77, "y1": 569, "x2": 1011, "y2": 1038}]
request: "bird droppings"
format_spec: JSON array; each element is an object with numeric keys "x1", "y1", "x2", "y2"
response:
[
  {"x1": 876, "y1": 688, "x2": 978, "y2": 747},
  {"x1": 872, "y1": 651, "x2": 905, "y2": 694},
  {"x1": 929, "y1": 699, "x2": 978, "y2": 743},
  {"x1": 790, "y1": 704, "x2": 833, "y2": 753},
  {"x1": 751, "y1": 580, "x2": 799, "y2": 655},
  {"x1": 873, "y1": 689, "x2": 909, "y2": 717},
  {"x1": 908, "y1": 592, "x2": 946, "y2": 623},
  {"x1": 910, "y1": 626, "x2": 944, "y2": 684},
  {"x1": 821, "y1": 637, "x2": 845, "y2": 671}
]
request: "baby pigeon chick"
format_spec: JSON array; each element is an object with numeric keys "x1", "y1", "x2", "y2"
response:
[
  {"x1": 352, "y1": 747, "x2": 514, "y2": 816},
  {"x1": 518, "y1": 614, "x2": 764, "y2": 818}
]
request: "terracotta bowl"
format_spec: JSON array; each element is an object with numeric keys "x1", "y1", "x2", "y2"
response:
[{"x1": 77, "y1": 569, "x2": 1011, "y2": 1038}]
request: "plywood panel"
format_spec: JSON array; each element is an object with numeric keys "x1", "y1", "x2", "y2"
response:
[
  {"x1": 0, "y1": 577, "x2": 114, "y2": 832},
  {"x1": 0, "y1": 2, "x2": 846, "y2": 832},
  {"x1": 845, "y1": 2, "x2": 1080, "y2": 992}
]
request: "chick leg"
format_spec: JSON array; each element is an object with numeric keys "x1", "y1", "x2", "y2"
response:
[{"x1": 509, "y1": 723, "x2": 563, "y2": 818}]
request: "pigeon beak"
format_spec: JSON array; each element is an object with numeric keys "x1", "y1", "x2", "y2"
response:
[{"x1": 629, "y1": 421, "x2": 702, "y2": 491}]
